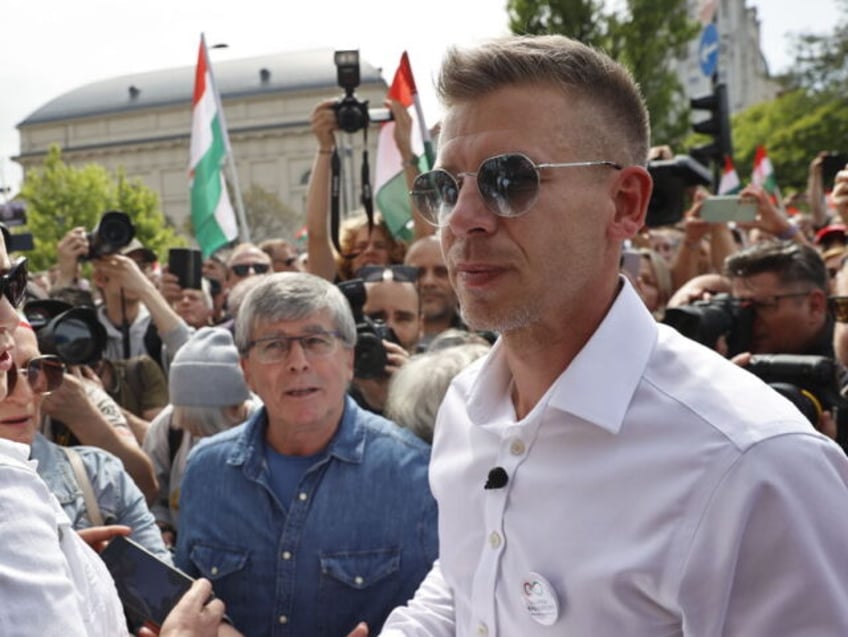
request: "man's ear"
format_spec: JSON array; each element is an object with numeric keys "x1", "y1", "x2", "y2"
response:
[
  {"x1": 809, "y1": 287, "x2": 829, "y2": 319},
  {"x1": 608, "y1": 166, "x2": 653, "y2": 242}
]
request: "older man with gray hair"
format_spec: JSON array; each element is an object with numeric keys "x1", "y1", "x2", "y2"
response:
[{"x1": 175, "y1": 272, "x2": 437, "y2": 637}]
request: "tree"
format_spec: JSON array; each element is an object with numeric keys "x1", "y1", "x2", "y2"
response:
[
  {"x1": 241, "y1": 183, "x2": 303, "y2": 243},
  {"x1": 780, "y1": 0, "x2": 848, "y2": 95},
  {"x1": 18, "y1": 145, "x2": 185, "y2": 271},
  {"x1": 506, "y1": 0, "x2": 699, "y2": 147}
]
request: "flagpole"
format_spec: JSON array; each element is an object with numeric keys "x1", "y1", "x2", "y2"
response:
[
  {"x1": 402, "y1": 52, "x2": 435, "y2": 170},
  {"x1": 201, "y1": 33, "x2": 251, "y2": 244}
]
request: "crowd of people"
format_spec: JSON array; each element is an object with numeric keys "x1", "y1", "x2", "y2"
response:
[{"x1": 2, "y1": 32, "x2": 848, "y2": 636}]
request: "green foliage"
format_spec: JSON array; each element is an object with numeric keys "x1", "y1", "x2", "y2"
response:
[
  {"x1": 730, "y1": 91, "x2": 848, "y2": 193},
  {"x1": 18, "y1": 145, "x2": 185, "y2": 271},
  {"x1": 241, "y1": 183, "x2": 303, "y2": 243},
  {"x1": 505, "y1": 0, "x2": 699, "y2": 148}
]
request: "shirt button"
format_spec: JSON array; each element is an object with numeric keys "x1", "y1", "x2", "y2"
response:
[
  {"x1": 281, "y1": 551, "x2": 292, "y2": 560},
  {"x1": 278, "y1": 615, "x2": 288, "y2": 624},
  {"x1": 489, "y1": 531, "x2": 502, "y2": 548},
  {"x1": 477, "y1": 622, "x2": 489, "y2": 636},
  {"x1": 510, "y1": 439, "x2": 526, "y2": 455},
  {"x1": 210, "y1": 566, "x2": 219, "y2": 575},
  {"x1": 298, "y1": 492, "x2": 308, "y2": 501},
  {"x1": 354, "y1": 576, "x2": 364, "y2": 586}
]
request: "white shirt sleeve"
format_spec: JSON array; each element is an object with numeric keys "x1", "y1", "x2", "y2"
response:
[
  {"x1": 677, "y1": 433, "x2": 848, "y2": 635},
  {"x1": 379, "y1": 560, "x2": 456, "y2": 636}
]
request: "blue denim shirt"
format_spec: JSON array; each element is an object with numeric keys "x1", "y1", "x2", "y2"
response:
[
  {"x1": 30, "y1": 433, "x2": 171, "y2": 562},
  {"x1": 175, "y1": 396, "x2": 438, "y2": 637}
]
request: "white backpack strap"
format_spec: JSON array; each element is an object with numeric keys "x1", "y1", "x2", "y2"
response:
[{"x1": 62, "y1": 446, "x2": 104, "y2": 527}]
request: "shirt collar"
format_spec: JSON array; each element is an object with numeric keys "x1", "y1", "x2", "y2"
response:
[
  {"x1": 232, "y1": 395, "x2": 366, "y2": 467},
  {"x1": 466, "y1": 277, "x2": 657, "y2": 434}
]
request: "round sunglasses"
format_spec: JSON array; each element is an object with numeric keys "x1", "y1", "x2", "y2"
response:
[
  {"x1": 411, "y1": 152, "x2": 622, "y2": 227},
  {"x1": 8, "y1": 355, "x2": 66, "y2": 395}
]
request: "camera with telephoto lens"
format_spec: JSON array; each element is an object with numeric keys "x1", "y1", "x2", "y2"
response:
[
  {"x1": 337, "y1": 279, "x2": 400, "y2": 379},
  {"x1": 333, "y1": 50, "x2": 393, "y2": 134},
  {"x1": 23, "y1": 300, "x2": 107, "y2": 366},
  {"x1": 84, "y1": 210, "x2": 135, "y2": 261},
  {"x1": 663, "y1": 293, "x2": 754, "y2": 357},
  {"x1": 745, "y1": 354, "x2": 848, "y2": 452}
]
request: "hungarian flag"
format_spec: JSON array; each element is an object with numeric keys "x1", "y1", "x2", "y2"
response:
[
  {"x1": 751, "y1": 145, "x2": 778, "y2": 196},
  {"x1": 718, "y1": 155, "x2": 741, "y2": 195},
  {"x1": 374, "y1": 52, "x2": 433, "y2": 240},
  {"x1": 189, "y1": 34, "x2": 239, "y2": 258}
]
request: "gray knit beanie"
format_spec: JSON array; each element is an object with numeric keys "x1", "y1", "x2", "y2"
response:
[{"x1": 169, "y1": 327, "x2": 250, "y2": 407}]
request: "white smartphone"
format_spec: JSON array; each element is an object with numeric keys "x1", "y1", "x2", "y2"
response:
[{"x1": 700, "y1": 196, "x2": 758, "y2": 223}]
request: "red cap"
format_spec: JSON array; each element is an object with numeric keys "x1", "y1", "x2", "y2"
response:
[{"x1": 814, "y1": 224, "x2": 847, "y2": 245}]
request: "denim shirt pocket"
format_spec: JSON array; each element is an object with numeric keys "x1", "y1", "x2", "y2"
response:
[
  {"x1": 319, "y1": 547, "x2": 400, "y2": 589},
  {"x1": 189, "y1": 543, "x2": 249, "y2": 581}
]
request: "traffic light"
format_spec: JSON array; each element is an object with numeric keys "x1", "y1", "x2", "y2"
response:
[{"x1": 689, "y1": 83, "x2": 732, "y2": 170}]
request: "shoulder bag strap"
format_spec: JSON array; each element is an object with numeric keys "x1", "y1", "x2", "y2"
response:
[{"x1": 61, "y1": 446, "x2": 104, "y2": 526}]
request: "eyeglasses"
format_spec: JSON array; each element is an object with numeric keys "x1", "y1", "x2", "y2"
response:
[
  {"x1": 230, "y1": 262, "x2": 270, "y2": 277},
  {"x1": 831, "y1": 296, "x2": 848, "y2": 323},
  {"x1": 18, "y1": 355, "x2": 66, "y2": 394},
  {"x1": 245, "y1": 331, "x2": 343, "y2": 364},
  {"x1": 411, "y1": 152, "x2": 622, "y2": 226},
  {"x1": 0, "y1": 257, "x2": 28, "y2": 308},
  {"x1": 734, "y1": 291, "x2": 812, "y2": 312},
  {"x1": 356, "y1": 265, "x2": 420, "y2": 283}
]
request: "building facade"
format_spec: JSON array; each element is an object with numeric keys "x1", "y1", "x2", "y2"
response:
[{"x1": 15, "y1": 48, "x2": 387, "y2": 233}]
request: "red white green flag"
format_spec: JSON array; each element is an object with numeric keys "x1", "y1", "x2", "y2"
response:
[
  {"x1": 751, "y1": 145, "x2": 778, "y2": 195},
  {"x1": 375, "y1": 52, "x2": 432, "y2": 240},
  {"x1": 189, "y1": 34, "x2": 239, "y2": 258},
  {"x1": 718, "y1": 155, "x2": 741, "y2": 195}
]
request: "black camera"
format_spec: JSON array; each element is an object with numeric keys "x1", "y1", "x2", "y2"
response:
[
  {"x1": 24, "y1": 300, "x2": 107, "y2": 366},
  {"x1": 338, "y1": 279, "x2": 400, "y2": 379},
  {"x1": 745, "y1": 354, "x2": 848, "y2": 451},
  {"x1": 84, "y1": 210, "x2": 135, "y2": 260},
  {"x1": 663, "y1": 293, "x2": 754, "y2": 357},
  {"x1": 332, "y1": 50, "x2": 392, "y2": 134},
  {"x1": 646, "y1": 155, "x2": 712, "y2": 227}
]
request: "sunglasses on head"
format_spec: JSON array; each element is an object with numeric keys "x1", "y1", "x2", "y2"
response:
[
  {"x1": 357, "y1": 265, "x2": 420, "y2": 284},
  {"x1": 411, "y1": 152, "x2": 622, "y2": 227},
  {"x1": 0, "y1": 257, "x2": 28, "y2": 308},
  {"x1": 230, "y1": 262, "x2": 270, "y2": 277},
  {"x1": 14, "y1": 355, "x2": 66, "y2": 395}
]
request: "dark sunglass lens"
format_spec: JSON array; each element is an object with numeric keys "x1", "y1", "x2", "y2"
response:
[
  {"x1": 2, "y1": 259, "x2": 27, "y2": 308},
  {"x1": 253, "y1": 263, "x2": 270, "y2": 274},
  {"x1": 478, "y1": 154, "x2": 540, "y2": 217},
  {"x1": 27, "y1": 357, "x2": 65, "y2": 394},
  {"x1": 231, "y1": 265, "x2": 248, "y2": 276},
  {"x1": 412, "y1": 171, "x2": 457, "y2": 225}
]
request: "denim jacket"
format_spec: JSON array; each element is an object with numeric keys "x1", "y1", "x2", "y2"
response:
[
  {"x1": 30, "y1": 433, "x2": 171, "y2": 562},
  {"x1": 175, "y1": 396, "x2": 438, "y2": 637}
]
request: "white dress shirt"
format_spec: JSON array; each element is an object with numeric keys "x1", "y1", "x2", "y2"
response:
[
  {"x1": 381, "y1": 279, "x2": 848, "y2": 636},
  {"x1": 0, "y1": 439, "x2": 128, "y2": 636}
]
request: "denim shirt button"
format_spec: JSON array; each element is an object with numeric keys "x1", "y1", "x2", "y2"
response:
[
  {"x1": 298, "y1": 492, "x2": 308, "y2": 501},
  {"x1": 354, "y1": 576, "x2": 364, "y2": 585},
  {"x1": 281, "y1": 551, "x2": 292, "y2": 560},
  {"x1": 211, "y1": 566, "x2": 219, "y2": 575},
  {"x1": 278, "y1": 615, "x2": 288, "y2": 624}
]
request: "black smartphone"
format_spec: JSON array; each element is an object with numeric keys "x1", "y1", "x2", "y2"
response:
[
  {"x1": 822, "y1": 152, "x2": 848, "y2": 189},
  {"x1": 100, "y1": 535, "x2": 196, "y2": 631},
  {"x1": 168, "y1": 248, "x2": 203, "y2": 289}
]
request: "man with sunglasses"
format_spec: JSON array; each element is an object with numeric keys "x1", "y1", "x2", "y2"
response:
[
  {"x1": 176, "y1": 272, "x2": 437, "y2": 636},
  {"x1": 347, "y1": 35, "x2": 848, "y2": 637}
]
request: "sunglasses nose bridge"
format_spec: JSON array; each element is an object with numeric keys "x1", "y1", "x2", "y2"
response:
[{"x1": 445, "y1": 170, "x2": 500, "y2": 233}]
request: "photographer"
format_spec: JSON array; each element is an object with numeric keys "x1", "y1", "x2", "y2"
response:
[
  {"x1": 305, "y1": 99, "x2": 411, "y2": 284},
  {"x1": 341, "y1": 266, "x2": 420, "y2": 415}
]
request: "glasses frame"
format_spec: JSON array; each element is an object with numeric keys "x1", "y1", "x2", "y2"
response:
[
  {"x1": 230, "y1": 262, "x2": 271, "y2": 277},
  {"x1": 356, "y1": 265, "x2": 420, "y2": 284},
  {"x1": 831, "y1": 295, "x2": 848, "y2": 322},
  {"x1": 0, "y1": 257, "x2": 28, "y2": 308},
  {"x1": 734, "y1": 291, "x2": 812, "y2": 312},
  {"x1": 18, "y1": 355, "x2": 66, "y2": 394},
  {"x1": 244, "y1": 330, "x2": 344, "y2": 364},
  {"x1": 411, "y1": 152, "x2": 623, "y2": 227}
]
